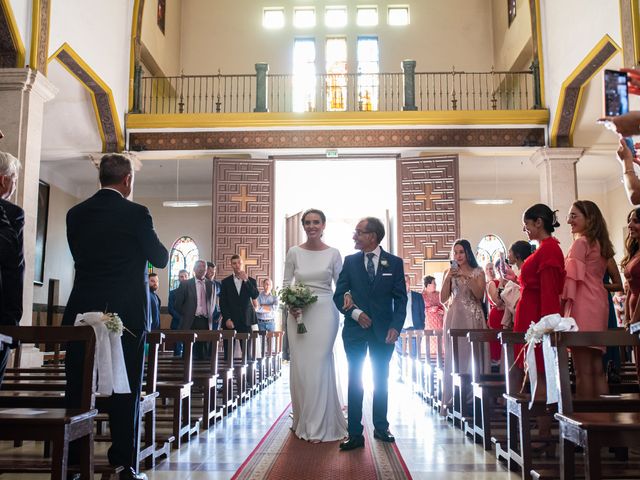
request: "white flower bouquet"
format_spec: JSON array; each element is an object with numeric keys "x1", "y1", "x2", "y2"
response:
[{"x1": 277, "y1": 283, "x2": 318, "y2": 334}]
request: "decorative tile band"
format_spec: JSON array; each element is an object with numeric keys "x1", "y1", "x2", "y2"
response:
[{"x1": 130, "y1": 127, "x2": 545, "y2": 151}]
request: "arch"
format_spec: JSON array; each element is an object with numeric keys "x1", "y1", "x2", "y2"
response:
[
  {"x1": 168, "y1": 236, "x2": 199, "y2": 290},
  {"x1": 550, "y1": 35, "x2": 620, "y2": 147},
  {"x1": 476, "y1": 234, "x2": 507, "y2": 267},
  {"x1": 48, "y1": 42, "x2": 124, "y2": 152}
]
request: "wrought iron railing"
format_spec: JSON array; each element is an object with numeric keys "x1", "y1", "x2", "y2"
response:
[{"x1": 136, "y1": 68, "x2": 536, "y2": 114}]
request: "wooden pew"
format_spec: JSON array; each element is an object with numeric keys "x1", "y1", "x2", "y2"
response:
[
  {"x1": 424, "y1": 329, "x2": 444, "y2": 409},
  {"x1": 0, "y1": 325, "x2": 97, "y2": 480},
  {"x1": 410, "y1": 330, "x2": 426, "y2": 396},
  {"x1": 550, "y1": 331, "x2": 640, "y2": 480},
  {"x1": 246, "y1": 332, "x2": 261, "y2": 397},
  {"x1": 189, "y1": 331, "x2": 223, "y2": 429},
  {"x1": 153, "y1": 331, "x2": 198, "y2": 449},
  {"x1": 448, "y1": 328, "x2": 486, "y2": 429},
  {"x1": 218, "y1": 330, "x2": 239, "y2": 415},
  {"x1": 466, "y1": 329, "x2": 505, "y2": 451},
  {"x1": 399, "y1": 331, "x2": 412, "y2": 384}
]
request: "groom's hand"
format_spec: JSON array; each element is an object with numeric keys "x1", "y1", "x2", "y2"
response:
[
  {"x1": 357, "y1": 312, "x2": 372, "y2": 329},
  {"x1": 385, "y1": 328, "x2": 399, "y2": 344},
  {"x1": 225, "y1": 319, "x2": 235, "y2": 329}
]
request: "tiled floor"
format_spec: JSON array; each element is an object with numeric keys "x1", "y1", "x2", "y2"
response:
[{"x1": 0, "y1": 362, "x2": 517, "y2": 479}]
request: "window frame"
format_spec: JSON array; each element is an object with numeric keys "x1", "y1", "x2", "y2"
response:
[
  {"x1": 387, "y1": 5, "x2": 410, "y2": 26},
  {"x1": 263, "y1": 7, "x2": 285, "y2": 29},
  {"x1": 293, "y1": 6, "x2": 316, "y2": 29},
  {"x1": 356, "y1": 5, "x2": 379, "y2": 27}
]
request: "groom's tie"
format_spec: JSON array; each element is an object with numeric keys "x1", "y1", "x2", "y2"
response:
[{"x1": 366, "y1": 252, "x2": 376, "y2": 283}]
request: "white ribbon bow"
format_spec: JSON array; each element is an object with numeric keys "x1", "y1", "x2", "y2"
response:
[{"x1": 74, "y1": 312, "x2": 131, "y2": 395}]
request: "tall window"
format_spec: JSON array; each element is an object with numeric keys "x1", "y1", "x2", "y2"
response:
[
  {"x1": 325, "y1": 37, "x2": 347, "y2": 111},
  {"x1": 292, "y1": 38, "x2": 316, "y2": 112},
  {"x1": 357, "y1": 36, "x2": 379, "y2": 111},
  {"x1": 168, "y1": 236, "x2": 199, "y2": 290},
  {"x1": 476, "y1": 234, "x2": 507, "y2": 268}
]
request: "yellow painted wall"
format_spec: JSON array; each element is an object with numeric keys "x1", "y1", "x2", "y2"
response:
[
  {"x1": 491, "y1": 0, "x2": 533, "y2": 71},
  {"x1": 141, "y1": 0, "x2": 182, "y2": 76}
]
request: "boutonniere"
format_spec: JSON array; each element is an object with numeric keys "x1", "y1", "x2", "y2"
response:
[{"x1": 380, "y1": 258, "x2": 389, "y2": 268}]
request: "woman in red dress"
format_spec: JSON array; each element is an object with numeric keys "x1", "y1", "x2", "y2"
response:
[
  {"x1": 485, "y1": 261, "x2": 505, "y2": 365},
  {"x1": 513, "y1": 204, "x2": 565, "y2": 441},
  {"x1": 622, "y1": 207, "x2": 640, "y2": 381}
]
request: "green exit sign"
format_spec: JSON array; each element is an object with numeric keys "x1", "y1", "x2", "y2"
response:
[{"x1": 325, "y1": 149, "x2": 338, "y2": 158}]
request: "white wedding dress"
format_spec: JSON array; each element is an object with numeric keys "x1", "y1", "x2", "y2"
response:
[{"x1": 284, "y1": 246, "x2": 348, "y2": 442}]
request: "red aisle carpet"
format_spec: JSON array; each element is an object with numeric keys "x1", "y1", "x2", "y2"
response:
[{"x1": 232, "y1": 403, "x2": 412, "y2": 480}]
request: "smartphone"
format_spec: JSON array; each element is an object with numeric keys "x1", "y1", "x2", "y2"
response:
[
  {"x1": 604, "y1": 69, "x2": 629, "y2": 116},
  {"x1": 450, "y1": 259, "x2": 459, "y2": 269},
  {"x1": 604, "y1": 69, "x2": 636, "y2": 157},
  {"x1": 498, "y1": 252, "x2": 507, "y2": 277}
]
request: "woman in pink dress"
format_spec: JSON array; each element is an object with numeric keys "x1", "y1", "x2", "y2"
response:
[
  {"x1": 562, "y1": 200, "x2": 613, "y2": 398},
  {"x1": 422, "y1": 275, "x2": 444, "y2": 354}
]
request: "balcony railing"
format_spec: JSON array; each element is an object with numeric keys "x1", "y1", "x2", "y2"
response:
[{"x1": 133, "y1": 62, "x2": 539, "y2": 115}]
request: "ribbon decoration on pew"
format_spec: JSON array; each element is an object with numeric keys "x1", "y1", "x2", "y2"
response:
[
  {"x1": 523, "y1": 313, "x2": 578, "y2": 409},
  {"x1": 74, "y1": 312, "x2": 131, "y2": 394}
]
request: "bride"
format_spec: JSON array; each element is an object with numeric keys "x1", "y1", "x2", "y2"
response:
[{"x1": 284, "y1": 208, "x2": 347, "y2": 442}]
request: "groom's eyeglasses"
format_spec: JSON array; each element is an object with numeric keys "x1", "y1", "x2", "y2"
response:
[{"x1": 354, "y1": 230, "x2": 372, "y2": 236}]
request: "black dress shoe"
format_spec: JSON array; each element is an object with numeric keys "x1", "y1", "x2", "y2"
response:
[
  {"x1": 373, "y1": 428, "x2": 395, "y2": 442},
  {"x1": 339, "y1": 435, "x2": 365, "y2": 451},
  {"x1": 119, "y1": 467, "x2": 148, "y2": 480}
]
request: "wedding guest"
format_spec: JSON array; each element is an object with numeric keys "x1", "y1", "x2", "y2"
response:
[
  {"x1": 63, "y1": 153, "x2": 168, "y2": 480},
  {"x1": 422, "y1": 275, "x2": 444, "y2": 355},
  {"x1": 562, "y1": 200, "x2": 613, "y2": 398},
  {"x1": 205, "y1": 261, "x2": 221, "y2": 329},
  {"x1": 603, "y1": 258, "x2": 624, "y2": 382},
  {"x1": 513, "y1": 203, "x2": 565, "y2": 441},
  {"x1": 395, "y1": 274, "x2": 425, "y2": 378},
  {"x1": 440, "y1": 239, "x2": 486, "y2": 415},
  {"x1": 504, "y1": 240, "x2": 534, "y2": 283},
  {"x1": 175, "y1": 260, "x2": 214, "y2": 360},
  {"x1": 168, "y1": 269, "x2": 189, "y2": 356},
  {"x1": 0, "y1": 152, "x2": 23, "y2": 385},
  {"x1": 485, "y1": 261, "x2": 505, "y2": 367},
  {"x1": 256, "y1": 278, "x2": 278, "y2": 332},
  {"x1": 148, "y1": 273, "x2": 161, "y2": 330},
  {"x1": 220, "y1": 255, "x2": 259, "y2": 359},
  {"x1": 622, "y1": 207, "x2": 640, "y2": 380}
]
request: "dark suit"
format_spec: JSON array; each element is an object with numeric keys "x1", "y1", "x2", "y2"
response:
[
  {"x1": 149, "y1": 290, "x2": 161, "y2": 330},
  {"x1": 62, "y1": 188, "x2": 168, "y2": 470},
  {"x1": 168, "y1": 287, "x2": 182, "y2": 356},
  {"x1": 333, "y1": 247, "x2": 407, "y2": 436},
  {"x1": 174, "y1": 277, "x2": 213, "y2": 359},
  {"x1": 219, "y1": 274, "x2": 259, "y2": 333},
  {"x1": 0, "y1": 199, "x2": 23, "y2": 384}
]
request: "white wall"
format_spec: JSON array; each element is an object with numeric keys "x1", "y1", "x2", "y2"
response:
[
  {"x1": 179, "y1": 0, "x2": 495, "y2": 75},
  {"x1": 48, "y1": 0, "x2": 132, "y2": 123},
  {"x1": 491, "y1": 0, "x2": 532, "y2": 71},
  {"x1": 32, "y1": 185, "x2": 78, "y2": 306},
  {"x1": 7, "y1": 0, "x2": 31, "y2": 64}
]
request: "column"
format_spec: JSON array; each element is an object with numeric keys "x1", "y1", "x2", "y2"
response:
[
  {"x1": 529, "y1": 147, "x2": 584, "y2": 249},
  {"x1": 402, "y1": 60, "x2": 418, "y2": 111},
  {"x1": 0, "y1": 68, "x2": 58, "y2": 332},
  {"x1": 254, "y1": 63, "x2": 269, "y2": 113}
]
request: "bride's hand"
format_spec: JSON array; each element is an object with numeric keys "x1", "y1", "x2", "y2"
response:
[
  {"x1": 343, "y1": 293, "x2": 354, "y2": 310},
  {"x1": 289, "y1": 307, "x2": 302, "y2": 319}
]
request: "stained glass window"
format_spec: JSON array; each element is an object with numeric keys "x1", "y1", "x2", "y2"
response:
[
  {"x1": 168, "y1": 236, "x2": 199, "y2": 290},
  {"x1": 476, "y1": 234, "x2": 507, "y2": 268},
  {"x1": 326, "y1": 37, "x2": 347, "y2": 111},
  {"x1": 357, "y1": 36, "x2": 379, "y2": 111}
]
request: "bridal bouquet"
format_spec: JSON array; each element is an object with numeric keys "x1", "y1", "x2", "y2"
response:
[
  {"x1": 277, "y1": 283, "x2": 317, "y2": 334},
  {"x1": 102, "y1": 312, "x2": 135, "y2": 337}
]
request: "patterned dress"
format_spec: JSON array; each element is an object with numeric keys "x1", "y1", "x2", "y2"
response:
[{"x1": 423, "y1": 290, "x2": 445, "y2": 354}]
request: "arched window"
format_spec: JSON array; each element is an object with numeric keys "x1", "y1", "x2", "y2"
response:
[
  {"x1": 169, "y1": 236, "x2": 199, "y2": 290},
  {"x1": 476, "y1": 234, "x2": 507, "y2": 267}
]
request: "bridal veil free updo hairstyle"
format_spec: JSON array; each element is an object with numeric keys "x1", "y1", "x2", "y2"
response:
[
  {"x1": 301, "y1": 208, "x2": 326, "y2": 224},
  {"x1": 523, "y1": 203, "x2": 561, "y2": 234}
]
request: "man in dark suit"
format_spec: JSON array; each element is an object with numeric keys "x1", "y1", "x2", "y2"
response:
[
  {"x1": 168, "y1": 269, "x2": 189, "y2": 356},
  {"x1": 175, "y1": 259, "x2": 213, "y2": 359},
  {"x1": 205, "y1": 261, "x2": 222, "y2": 329},
  {"x1": 0, "y1": 152, "x2": 24, "y2": 384},
  {"x1": 395, "y1": 274, "x2": 426, "y2": 379},
  {"x1": 63, "y1": 153, "x2": 168, "y2": 480},
  {"x1": 148, "y1": 273, "x2": 161, "y2": 330},
  {"x1": 219, "y1": 254, "x2": 259, "y2": 335},
  {"x1": 333, "y1": 217, "x2": 407, "y2": 451}
]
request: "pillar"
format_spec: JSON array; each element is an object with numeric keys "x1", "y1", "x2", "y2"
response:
[
  {"x1": 0, "y1": 68, "x2": 58, "y2": 330},
  {"x1": 529, "y1": 147, "x2": 584, "y2": 249}
]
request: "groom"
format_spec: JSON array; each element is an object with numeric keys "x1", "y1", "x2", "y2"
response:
[{"x1": 333, "y1": 217, "x2": 407, "y2": 451}]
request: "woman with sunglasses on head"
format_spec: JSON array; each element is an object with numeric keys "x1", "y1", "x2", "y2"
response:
[
  {"x1": 440, "y1": 239, "x2": 486, "y2": 415},
  {"x1": 561, "y1": 200, "x2": 614, "y2": 398}
]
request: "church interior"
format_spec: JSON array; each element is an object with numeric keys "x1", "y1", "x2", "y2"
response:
[{"x1": 1, "y1": 0, "x2": 640, "y2": 478}]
